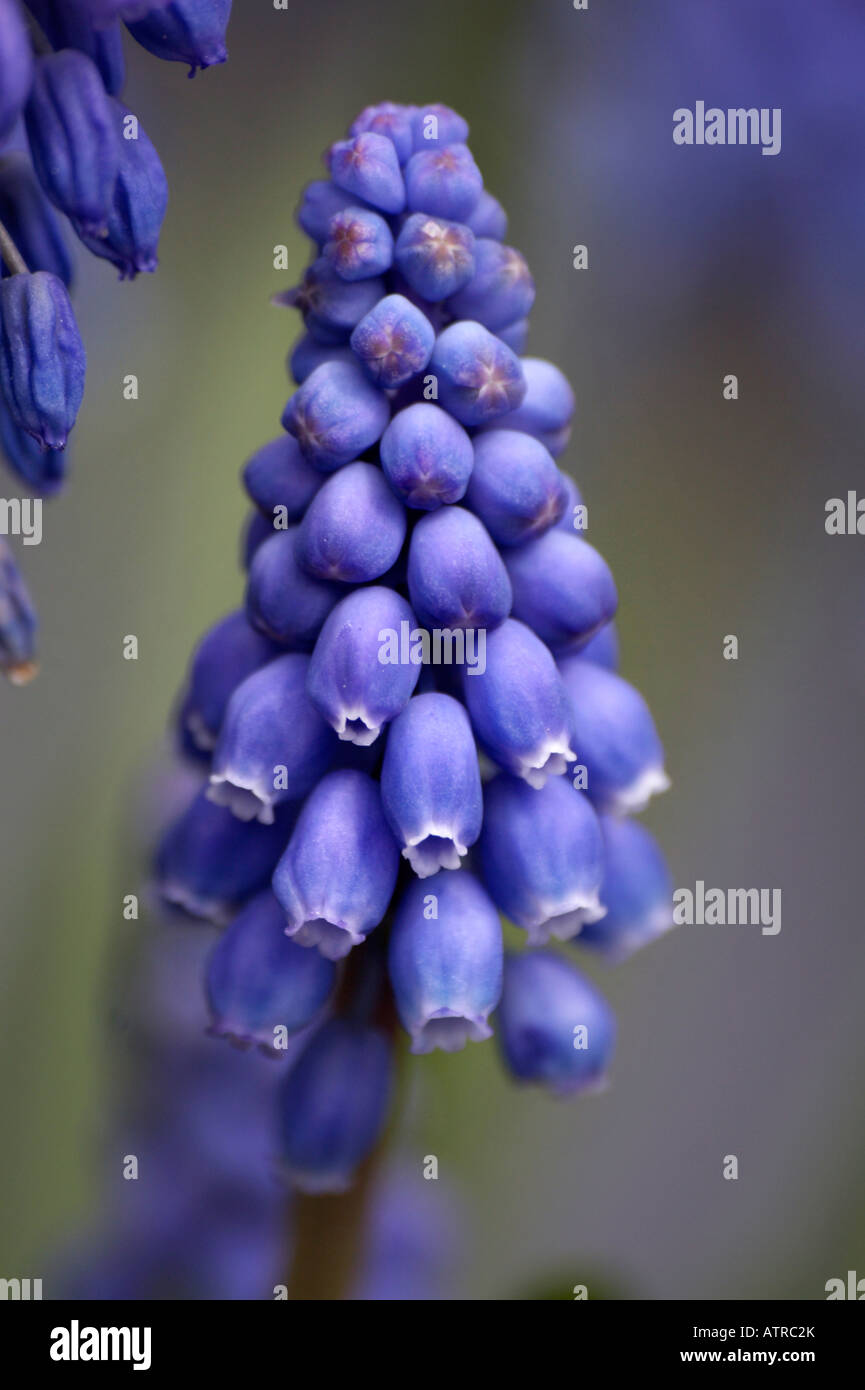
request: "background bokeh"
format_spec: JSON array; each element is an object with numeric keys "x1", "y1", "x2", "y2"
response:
[{"x1": 1, "y1": 0, "x2": 864, "y2": 1299}]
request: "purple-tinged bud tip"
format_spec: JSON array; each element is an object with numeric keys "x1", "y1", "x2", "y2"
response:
[
  {"x1": 497, "y1": 950, "x2": 617, "y2": 1096},
  {"x1": 0, "y1": 271, "x2": 86, "y2": 451}
]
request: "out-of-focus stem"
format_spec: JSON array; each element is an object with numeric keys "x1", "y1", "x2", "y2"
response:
[{"x1": 284, "y1": 1147, "x2": 381, "y2": 1301}]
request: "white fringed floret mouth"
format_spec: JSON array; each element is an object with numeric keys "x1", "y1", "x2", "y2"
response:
[
  {"x1": 519, "y1": 739, "x2": 576, "y2": 790},
  {"x1": 333, "y1": 709, "x2": 380, "y2": 746},
  {"x1": 287, "y1": 916, "x2": 364, "y2": 961},
  {"x1": 608, "y1": 764, "x2": 671, "y2": 816},
  {"x1": 158, "y1": 878, "x2": 231, "y2": 927},
  {"x1": 524, "y1": 890, "x2": 607, "y2": 945},
  {"x1": 207, "y1": 774, "x2": 273, "y2": 824},
  {"x1": 412, "y1": 1009, "x2": 493, "y2": 1055},
  {"x1": 402, "y1": 825, "x2": 468, "y2": 878}
]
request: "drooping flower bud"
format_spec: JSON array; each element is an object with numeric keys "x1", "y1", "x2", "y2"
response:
[
  {"x1": 407, "y1": 505, "x2": 511, "y2": 631},
  {"x1": 481, "y1": 357, "x2": 576, "y2": 457},
  {"x1": 349, "y1": 103, "x2": 415, "y2": 165},
  {"x1": 409, "y1": 104, "x2": 469, "y2": 153},
  {"x1": 178, "y1": 609, "x2": 280, "y2": 755},
  {"x1": 74, "y1": 101, "x2": 168, "y2": 279},
  {"x1": 281, "y1": 256, "x2": 384, "y2": 343},
  {"x1": 26, "y1": 1, "x2": 127, "y2": 95},
  {"x1": 282, "y1": 359, "x2": 390, "y2": 472},
  {"x1": 296, "y1": 179, "x2": 367, "y2": 245},
  {"x1": 205, "y1": 890, "x2": 335, "y2": 1051},
  {"x1": 559, "y1": 655, "x2": 670, "y2": 815},
  {"x1": 126, "y1": 0, "x2": 232, "y2": 73},
  {"x1": 0, "y1": 0, "x2": 33, "y2": 142},
  {"x1": 277, "y1": 1018, "x2": 393, "y2": 1192},
  {"x1": 245, "y1": 528, "x2": 341, "y2": 648},
  {"x1": 0, "y1": 538, "x2": 38, "y2": 684},
  {"x1": 295, "y1": 461, "x2": 406, "y2": 583},
  {"x1": 0, "y1": 271, "x2": 86, "y2": 450},
  {"x1": 404, "y1": 144, "x2": 483, "y2": 221},
  {"x1": 504, "y1": 530, "x2": 618, "y2": 654},
  {"x1": 328, "y1": 132, "x2": 406, "y2": 215},
  {"x1": 480, "y1": 773, "x2": 605, "y2": 942},
  {"x1": 155, "y1": 788, "x2": 295, "y2": 924},
  {"x1": 288, "y1": 334, "x2": 355, "y2": 385},
  {"x1": 323, "y1": 205, "x2": 394, "y2": 281},
  {"x1": 379, "y1": 402, "x2": 473, "y2": 510},
  {"x1": 389, "y1": 869, "x2": 502, "y2": 1053},
  {"x1": 394, "y1": 213, "x2": 475, "y2": 302},
  {"x1": 576, "y1": 816, "x2": 674, "y2": 962},
  {"x1": 448, "y1": 240, "x2": 535, "y2": 332},
  {"x1": 208, "y1": 653, "x2": 335, "y2": 824},
  {"x1": 306, "y1": 586, "x2": 420, "y2": 745},
  {"x1": 463, "y1": 619, "x2": 574, "y2": 787},
  {"x1": 0, "y1": 407, "x2": 67, "y2": 495},
  {"x1": 428, "y1": 320, "x2": 525, "y2": 426},
  {"x1": 350, "y1": 293, "x2": 435, "y2": 388},
  {"x1": 466, "y1": 429, "x2": 567, "y2": 545},
  {"x1": 242, "y1": 432, "x2": 322, "y2": 521},
  {"x1": 465, "y1": 190, "x2": 507, "y2": 240},
  {"x1": 497, "y1": 950, "x2": 617, "y2": 1095},
  {"x1": 273, "y1": 769, "x2": 399, "y2": 959},
  {"x1": 577, "y1": 620, "x2": 620, "y2": 672},
  {"x1": 25, "y1": 51, "x2": 122, "y2": 236},
  {"x1": 381, "y1": 692, "x2": 482, "y2": 876},
  {"x1": 0, "y1": 153, "x2": 73, "y2": 287}
]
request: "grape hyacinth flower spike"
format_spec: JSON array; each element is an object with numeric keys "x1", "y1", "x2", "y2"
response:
[
  {"x1": 154, "y1": 100, "x2": 672, "y2": 1209},
  {"x1": 0, "y1": 0, "x2": 232, "y2": 679}
]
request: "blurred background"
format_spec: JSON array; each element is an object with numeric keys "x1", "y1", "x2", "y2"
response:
[{"x1": 1, "y1": 0, "x2": 864, "y2": 1299}]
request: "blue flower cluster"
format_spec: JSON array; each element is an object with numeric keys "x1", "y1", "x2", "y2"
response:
[
  {"x1": 0, "y1": 0, "x2": 231, "y2": 680},
  {"x1": 158, "y1": 101, "x2": 674, "y2": 1195}
]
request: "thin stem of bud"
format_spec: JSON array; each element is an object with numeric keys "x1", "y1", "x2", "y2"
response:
[{"x1": 0, "y1": 217, "x2": 29, "y2": 277}]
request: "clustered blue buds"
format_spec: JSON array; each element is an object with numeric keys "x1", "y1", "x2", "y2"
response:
[
  {"x1": 158, "y1": 101, "x2": 674, "y2": 1196},
  {"x1": 0, "y1": 0, "x2": 232, "y2": 679}
]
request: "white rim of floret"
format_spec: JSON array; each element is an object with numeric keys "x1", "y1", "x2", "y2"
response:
[
  {"x1": 608, "y1": 765, "x2": 672, "y2": 817},
  {"x1": 517, "y1": 739, "x2": 576, "y2": 790},
  {"x1": 331, "y1": 706, "x2": 382, "y2": 746},
  {"x1": 522, "y1": 889, "x2": 607, "y2": 946},
  {"x1": 401, "y1": 824, "x2": 468, "y2": 878},
  {"x1": 286, "y1": 916, "x2": 366, "y2": 961},
  {"x1": 411, "y1": 1008, "x2": 494, "y2": 1056},
  {"x1": 184, "y1": 708, "x2": 217, "y2": 752},
  {"x1": 206, "y1": 774, "x2": 274, "y2": 825},
  {"x1": 159, "y1": 879, "x2": 232, "y2": 927},
  {"x1": 206, "y1": 1017, "x2": 279, "y2": 1056}
]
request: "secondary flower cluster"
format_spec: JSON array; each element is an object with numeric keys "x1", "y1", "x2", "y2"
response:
[
  {"x1": 0, "y1": 0, "x2": 231, "y2": 679},
  {"x1": 57, "y1": 900, "x2": 455, "y2": 1300},
  {"x1": 157, "y1": 100, "x2": 673, "y2": 1195}
]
